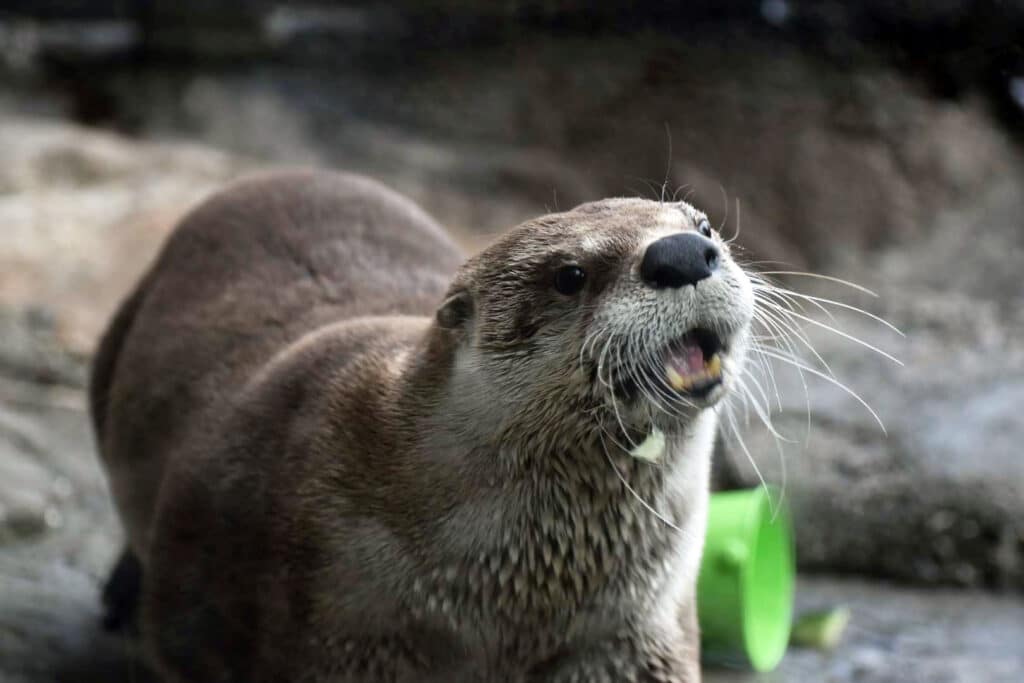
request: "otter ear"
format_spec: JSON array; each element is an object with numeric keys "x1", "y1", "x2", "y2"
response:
[{"x1": 436, "y1": 290, "x2": 474, "y2": 330}]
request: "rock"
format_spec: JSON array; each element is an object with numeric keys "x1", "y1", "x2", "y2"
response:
[
  {"x1": 719, "y1": 164, "x2": 1024, "y2": 589},
  {"x1": 76, "y1": 32, "x2": 1016, "y2": 272},
  {"x1": 0, "y1": 348, "x2": 130, "y2": 680},
  {"x1": 0, "y1": 123, "x2": 242, "y2": 678},
  {"x1": 706, "y1": 576, "x2": 1024, "y2": 683},
  {"x1": 0, "y1": 118, "x2": 245, "y2": 354}
]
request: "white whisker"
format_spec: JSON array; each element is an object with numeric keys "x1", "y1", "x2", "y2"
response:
[
  {"x1": 756, "y1": 348, "x2": 887, "y2": 433},
  {"x1": 753, "y1": 271, "x2": 879, "y2": 297},
  {"x1": 757, "y1": 285, "x2": 905, "y2": 337},
  {"x1": 757, "y1": 299, "x2": 902, "y2": 366},
  {"x1": 721, "y1": 404, "x2": 778, "y2": 518}
]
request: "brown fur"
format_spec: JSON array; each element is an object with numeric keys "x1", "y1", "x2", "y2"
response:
[{"x1": 91, "y1": 169, "x2": 754, "y2": 682}]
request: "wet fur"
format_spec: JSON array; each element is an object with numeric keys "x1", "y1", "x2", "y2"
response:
[{"x1": 90, "y1": 170, "x2": 753, "y2": 682}]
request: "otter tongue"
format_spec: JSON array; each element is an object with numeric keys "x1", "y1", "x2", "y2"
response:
[{"x1": 674, "y1": 343, "x2": 705, "y2": 376}]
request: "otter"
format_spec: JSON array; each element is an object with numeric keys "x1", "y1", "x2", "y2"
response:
[{"x1": 89, "y1": 169, "x2": 755, "y2": 682}]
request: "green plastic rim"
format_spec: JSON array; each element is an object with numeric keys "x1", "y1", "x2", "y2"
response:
[{"x1": 697, "y1": 488, "x2": 795, "y2": 672}]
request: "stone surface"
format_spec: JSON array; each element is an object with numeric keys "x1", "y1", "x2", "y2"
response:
[
  {"x1": 705, "y1": 576, "x2": 1024, "y2": 683},
  {"x1": 0, "y1": 336, "x2": 129, "y2": 682},
  {"x1": 0, "y1": 119, "x2": 244, "y2": 354}
]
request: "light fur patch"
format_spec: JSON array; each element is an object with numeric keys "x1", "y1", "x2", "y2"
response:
[
  {"x1": 655, "y1": 206, "x2": 685, "y2": 232},
  {"x1": 580, "y1": 233, "x2": 612, "y2": 255},
  {"x1": 629, "y1": 427, "x2": 666, "y2": 463}
]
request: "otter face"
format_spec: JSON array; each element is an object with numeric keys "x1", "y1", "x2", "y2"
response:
[{"x1": 437, "y1": 197, "x2": 754, "y2": 438}]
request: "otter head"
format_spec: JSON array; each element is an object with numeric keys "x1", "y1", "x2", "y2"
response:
[{"x1": 433, "y1": 198, "x2": 754, "y2": 449}]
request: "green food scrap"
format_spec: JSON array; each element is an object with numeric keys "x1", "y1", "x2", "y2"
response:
[{"x1": 790, "y1": 606, "x2": 851, "y2": 651}]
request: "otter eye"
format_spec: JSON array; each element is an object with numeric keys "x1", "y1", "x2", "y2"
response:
[
  {"x1": 554, "y1": 265, "x2": 586, "y2": 295},
  {"x1": 698, "y1": 219, "x2": 713, "y2": 238}
]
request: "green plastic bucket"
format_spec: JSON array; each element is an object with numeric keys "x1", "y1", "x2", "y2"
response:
[{"x1": 697, "y1": 488, "x2": 795, "y2": 672}]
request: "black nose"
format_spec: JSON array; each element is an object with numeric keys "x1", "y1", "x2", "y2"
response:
[{"x1": 640, "y1": 233, "x2": 721, "y2": 289}]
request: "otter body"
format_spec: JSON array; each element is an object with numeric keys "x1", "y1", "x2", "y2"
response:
[{"x1": 91, "y1": 170, "x2": 754, "y2": 682}]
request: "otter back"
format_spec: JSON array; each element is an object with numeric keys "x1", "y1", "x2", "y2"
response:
[{"x1": 90, "y1": 170, "x2": 462, "y2": 562}]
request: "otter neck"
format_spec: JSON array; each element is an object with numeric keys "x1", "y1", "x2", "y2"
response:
[
  {"x1": 405, "y1": 325, "x2": 715, "y2": 485},
  {"x1": 392, "y1": 327, "x2": 717, "y2": 622}
]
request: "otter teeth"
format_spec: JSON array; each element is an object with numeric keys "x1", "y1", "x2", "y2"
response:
[{"x1": 666, "y1": 352, "x2": 723, "y2": 391}]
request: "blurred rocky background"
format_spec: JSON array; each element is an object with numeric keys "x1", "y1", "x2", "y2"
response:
[{"x1": 1, "y1": 1, "x2": 1023, "y2": 681}]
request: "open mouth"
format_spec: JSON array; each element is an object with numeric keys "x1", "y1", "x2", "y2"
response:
[{"x1": 664, "y1": 328, "x2": 725, "y2": 397}]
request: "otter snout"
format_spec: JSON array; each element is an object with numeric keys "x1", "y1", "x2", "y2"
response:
[{"x1": 640, "y1": 232, "x2": 720, "y2": 289}]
